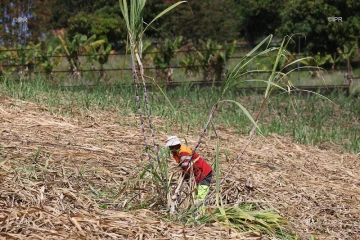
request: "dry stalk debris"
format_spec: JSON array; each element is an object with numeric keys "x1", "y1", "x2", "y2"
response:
[{"x1": 0, "y1": 96, "x2": 359, "y2": 239}]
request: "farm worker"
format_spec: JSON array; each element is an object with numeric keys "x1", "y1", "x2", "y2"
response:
[{"x1": 166, "y1": 136, "x2": 212, "y2": 214}]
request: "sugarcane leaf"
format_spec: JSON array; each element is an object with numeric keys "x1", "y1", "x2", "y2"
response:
[
  {"x1": 218, "y1": 100, "x2": 260, "y2": 132},
  {"x1": 142, "y1": 1, "x2": 187, "y2": 36}
]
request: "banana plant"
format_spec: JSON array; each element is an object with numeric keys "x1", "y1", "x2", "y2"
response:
[
  {"x1": 4, "y1": 44, "x2": 36, "y2": 80},
  {"x1": 33, "y1": 41, "x2": 62, "y2": 79},
  {"x1": 295, "y1": 53, "x2": 334, "y2": 79},
  {"x1": 152, "y1": 36, "x2": 183, "y2": 83},
  {"x1": 312, "y1": 53, "x2": 334, "y2": 67},
  {"x1": 57, "y1": 33, "x2": 105, "y2": 76},
  {"x1": 180, "y1": 54, "x2": 199, "y2": 78},
  {"x1": 179, "y1": 41, "x2": 199, "y2": 78},
  {"x1": 299, "y1": 52, "x2": 334, "y2": 68},
  {"x1": 197, "y1": 39, "x2": 236, "y2": 82},
  {"x1": 336, "y1": 44, "x2": 357, "y2": 84},
  {"x1": 96, "y1": 43, "x2": 113, "y2": 82},
  {"x1": 336, "y1": 44, "x2": 357, "y2": 69}
]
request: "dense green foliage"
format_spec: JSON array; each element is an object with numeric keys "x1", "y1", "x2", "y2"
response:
[
  {"x1": 144, "y1": 0, "x2": 239, "y2": 43},
  {"x1": 1, "y1": 0, "x2": 359, "y2": 55},
  {"x1": 276, "y1": 0, "x2": 360, "y2": 54},
  {"x1": 233, "y1": 0, "x2": 283, "y2": 48}
]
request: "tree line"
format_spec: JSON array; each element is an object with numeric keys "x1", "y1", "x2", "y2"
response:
[{"x1": 0, "y1": 0, "x2": 359, "y2": 56}]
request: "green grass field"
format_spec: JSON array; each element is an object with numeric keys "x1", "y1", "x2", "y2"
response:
[{"x1": 1, "y1": 76, "x2": 359, "y2": 153}]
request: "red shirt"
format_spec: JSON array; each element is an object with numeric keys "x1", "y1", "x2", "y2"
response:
[{"x1": 172, "y1": 145, "x2": 212, "y2": 184}]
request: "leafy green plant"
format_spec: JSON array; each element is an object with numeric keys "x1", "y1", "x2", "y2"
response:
[
  {"x1": 1, "y1": 44, "x2": 35, "y2": 80},
  {"x1": 152, "y1": 36, "x2": 183, "y2": 83},
  {"x1": 0, "y1": 46, "x2": 13, "y2": 77},
  {"x1": 57, "y1": 33, "x2": 105, "y2": 75},
  {"x1": 336, "y1": 44, "x2": 357, "y2": 84},
  {"x1": 179, "y1": 41, "x2": 200, "y2": 78},
  {"x1": 197, "y1": 39, "x2": 236, "y2": 82},
  {"x1": 33, "y1": 41, "x2": 62, "y2": 79},
  {"x1": 96, "y1": 43, "x2": 113, "y2": 82},
  {"x1": 308, "y1": 53, "x2": 334, "y2": 68},
  {"x1": 180, "y1": 54, "x2": 199, "y2": 78}
]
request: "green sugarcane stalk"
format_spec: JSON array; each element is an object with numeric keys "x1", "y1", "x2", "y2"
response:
[
  {"x1": 119, "y1": 0, "x2": 189, "y2": 204},
  {"x1": 130, "y1": 43, "x2": 154, "y2": 169},
  {"x1": 135, "y1": 51, "x2": 165, "y2": 186}
]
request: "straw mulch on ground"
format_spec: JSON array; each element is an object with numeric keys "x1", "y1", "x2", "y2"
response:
[{"x1": 1, "y1": 96, "x2": 359, "y2": 240}]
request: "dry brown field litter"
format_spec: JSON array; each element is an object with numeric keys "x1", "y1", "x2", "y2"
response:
[{"x1": 0, "y1": 96, "x2": 359, "y2": 239}]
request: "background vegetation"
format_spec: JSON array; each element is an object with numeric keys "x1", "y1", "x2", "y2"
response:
[{"x1": 1, "y1": 0, "x2": 360, "y2": 54}]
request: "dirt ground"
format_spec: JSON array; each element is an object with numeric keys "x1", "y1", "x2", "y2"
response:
[{"x1": 1, "y1": 96, "x2": 359, "y2": 240}]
